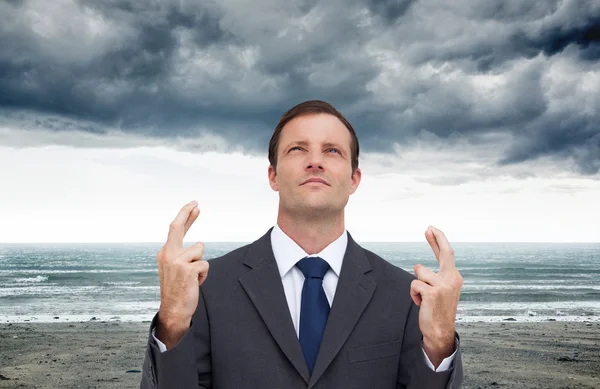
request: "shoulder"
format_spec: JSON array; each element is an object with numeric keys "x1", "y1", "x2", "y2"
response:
[
  {"x1": 196, "y1": 243, "x2": 252, "y2": 295},
  {"x1": 205, "y1": 243, "x2": 251, "y2": 272},
  {"x1": 355, "y1": 246, "x2": 419, "y2": 320},
  {"x1": 361, "y1": 247, "x2": 417, "y2": 292}
]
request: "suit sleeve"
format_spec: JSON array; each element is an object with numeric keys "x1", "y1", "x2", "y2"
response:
[
  {"x1": 396, "y1": 301, "x2": 464, "y2": 389},
  {"x1": 140, "y1": 287, "x2": 212, "y2": 389}
]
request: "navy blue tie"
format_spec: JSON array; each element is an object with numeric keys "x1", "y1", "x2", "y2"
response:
[{"x1": 296, "y1": 256, "x2": 330, "y2": 375}]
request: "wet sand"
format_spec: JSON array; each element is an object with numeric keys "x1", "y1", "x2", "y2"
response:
[{"x1": 0, "y1": 321, "x2": 598, "y2": 388}]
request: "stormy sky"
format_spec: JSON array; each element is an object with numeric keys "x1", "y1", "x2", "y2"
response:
[{"x1": 1, "y1": 0, "x2": 599, "y2": 243}]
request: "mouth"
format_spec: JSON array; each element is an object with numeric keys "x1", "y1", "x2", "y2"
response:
[{"x1": 301, "y1": 178, "x2": 330, "y2": 186}]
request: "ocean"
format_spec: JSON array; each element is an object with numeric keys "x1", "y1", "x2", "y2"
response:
[{"x1": 1, "y1": 242, "x2": 599, "y2": 323}]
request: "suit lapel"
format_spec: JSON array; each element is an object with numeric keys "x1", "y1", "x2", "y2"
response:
[
  {"x1": 238, "y1": 228, "x2": 310, "y2": 384},
  {"x1": 308, "y1": 232, "x2": 376, "y2": 389}
]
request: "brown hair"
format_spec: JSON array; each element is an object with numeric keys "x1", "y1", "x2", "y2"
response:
[{"x1": 268, "y1": 100, "x2": 360, "y2": 174}]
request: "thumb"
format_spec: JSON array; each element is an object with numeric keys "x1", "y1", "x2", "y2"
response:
[
  {"x1": 410, "y1": 280, "x2": 424, "y2": 306},
  {"x1": 192, "y1": 259, "x2": 209, "y2": 286},
  {"x1": 411, "y1": 279, "x2": 432, "y2": 306},
  {"x1": 411, "y1": 292, "x2": 422, "y2": 307}
]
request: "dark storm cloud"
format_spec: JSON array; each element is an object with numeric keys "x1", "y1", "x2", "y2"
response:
[
  {"x1": 0, "y1": 0, "x2": 236, "y2": 122},
  {"x1": 510, "y1": 14, "x2": 600, "y2": 61},
  {"x1": 365, "y1": 0, "x2": 415, "y2": 24},
  {"x1": 499, "y1": 113, "x2": 600, "y2": 175},
  {"x1": 406, "y1": 1, "x2": 600, "y2": 69},
  {"x1": 0, "y1": 0, "x2": 599, "y2": 176}
]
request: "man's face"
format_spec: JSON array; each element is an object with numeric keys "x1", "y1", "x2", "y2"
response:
[{"x1": 268, "y1": 113, "x2": 361, "y2": 218}]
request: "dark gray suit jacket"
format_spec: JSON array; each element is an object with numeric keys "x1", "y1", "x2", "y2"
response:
[{"x1": 141, "y1": 228, "x2": 463, "y2": 388}]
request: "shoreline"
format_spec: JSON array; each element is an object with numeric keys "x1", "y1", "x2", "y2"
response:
[
  {"x1": 0, "y1": 321, "x2": 598, "y2": 388},
  {"x1": 2, "y1": 314, "x2": 599, "y2": 324}
]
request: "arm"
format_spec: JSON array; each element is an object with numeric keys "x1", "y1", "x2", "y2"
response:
[
  {"x1": 397, "y1": 225, "x2": 464, "y2": 387},
  {"x1": 141, "y1": 287, "x2": 212, "y2": 389},
  {"x1": 396, "y1": 302, "x2": 463, "y2": 389},
  {"x1": 139, "y1": 200, "x2": 211, "y2": 389}
]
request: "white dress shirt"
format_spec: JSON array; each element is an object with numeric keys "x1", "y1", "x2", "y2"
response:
[{"x1": 153, "y1": 224, "x2": 456, "y2": 372}]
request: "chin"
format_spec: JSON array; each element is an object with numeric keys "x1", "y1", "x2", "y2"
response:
[
  {"x1": 281, "y1": 192, "x2": 343, "y2": 215},
  {"x1": 298, "y1": 201, "x2": 341, "y2": 215}
]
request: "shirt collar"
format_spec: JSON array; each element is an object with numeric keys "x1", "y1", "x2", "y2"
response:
[{"x1": 271, "y1": 223, "x2": 347, "y2": 279}]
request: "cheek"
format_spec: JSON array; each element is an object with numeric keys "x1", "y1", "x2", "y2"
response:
[
  {"x1": 276, "y1": 174, "x2": 295, "y2": 191},
  {"x1": 339, "y1": 171, "x2": 354, "y2": 187}
]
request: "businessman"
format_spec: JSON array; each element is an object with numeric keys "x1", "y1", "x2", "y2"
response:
[{"x1": 141, "y1": 100, "x2": 464, "y2": 388}]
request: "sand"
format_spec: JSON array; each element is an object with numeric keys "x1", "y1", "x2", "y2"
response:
[{"x1": 0, "y1": 320, "x2": 598, "y2": 388}]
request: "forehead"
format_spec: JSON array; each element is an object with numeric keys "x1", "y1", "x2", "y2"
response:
[{"x1": 280, "y1": 114, "x2": 351, "y2": 148}]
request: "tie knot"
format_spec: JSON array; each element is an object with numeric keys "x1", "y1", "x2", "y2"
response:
[{"x1": 296, "y1": 256, "x2": 330, "y2": 280}]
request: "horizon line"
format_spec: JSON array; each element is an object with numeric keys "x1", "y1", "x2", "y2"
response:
[{"x1": 1, "y1": 241, "x2": 599, "y2": 244}]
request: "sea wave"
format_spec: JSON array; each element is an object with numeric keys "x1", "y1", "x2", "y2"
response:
[
  {"x1": 461, "y1": 284, "x2": 600, "y2": 290},
  {"x1": 455, "y1": 315, "x2": 600, "y2": 323},
  {"x1": 11, "y1": 275, "x2": 49, "y2": 283},
  {"x1": 0, "y1": 285, "x2": 159, "y2": 297},
  {"x1": 0, "y1": 269, "x2": 156, "y2": 275}
]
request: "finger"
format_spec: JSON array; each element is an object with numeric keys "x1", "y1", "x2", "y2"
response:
[
  {"x1": 428, "y1": 225, "x2": 456, "y2": 271},
  {"x1": 166, "y1": 201, "x2": 198, "y2": 252},
  {"x1": 414, "y1": 264, "x2": 441, "y2": 287},
  {"x1": 192, "y1": 260, "x2": 210, "y2": 286},
  {"x1": 411, "y1": 291, "x2": 422, "y2": 307},
  {"x1": 183, "y1": 206, "x2": 200, "y2": 236},
  {"x1": 425, "y1": 227, "x2": 440, "y2": 261},
  {"x1": 176, "y1": 242, "x2": 205, "y2": 264},
  {"x1": 410, "y1": 279, "x2": 432, "y2": 306}
]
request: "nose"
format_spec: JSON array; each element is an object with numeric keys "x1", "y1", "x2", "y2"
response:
[{"x1": 305, "y1": 150, "x2": 325, "y2": 172}]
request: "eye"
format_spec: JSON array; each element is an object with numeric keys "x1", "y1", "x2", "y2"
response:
[
  {"x1": 327, "y1": 148, "x2": 340, "y2": 154},
  {"x1": 290, "y1": 146, "x2": 303, "y2": 151}
]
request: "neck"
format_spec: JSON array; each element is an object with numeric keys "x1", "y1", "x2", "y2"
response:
[{"x1": 276, "y1": 211, "x2": 345, "y2": 255}]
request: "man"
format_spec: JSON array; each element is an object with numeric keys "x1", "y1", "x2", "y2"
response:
[{"x1": 141, "y1": 100, "x2": 464, "y2": 388}]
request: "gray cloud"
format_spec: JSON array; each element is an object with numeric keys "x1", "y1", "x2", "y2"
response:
[
  {"x1": 0, "y1": 0, "x2": 599, "y2": 177},
  {"x1": 365, "y1": 0, "x2": 415, "y2": 24}
]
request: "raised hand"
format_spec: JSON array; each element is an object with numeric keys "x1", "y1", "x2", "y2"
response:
[
  {"x1": 155, "y1": 200, "x2": 209, "y2": 349},
  {"x1": 410, "y1": 226, "x2": 463, "y2": 368}
]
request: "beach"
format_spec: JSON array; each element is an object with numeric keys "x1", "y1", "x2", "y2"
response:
[
  {"x1": 1, "y1": 242, "x2": 599, "y2": 387},
  {"x1": 0, "y1": 321, "x2": 598, "y2": 389}
]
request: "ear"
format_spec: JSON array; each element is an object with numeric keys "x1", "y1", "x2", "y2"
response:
[
  {"x1": 349, "y1": 167, "x2": 361, "y2": 195},
  {"x1": 268, "y1": 165, "x2": 279, "y2": 191}
]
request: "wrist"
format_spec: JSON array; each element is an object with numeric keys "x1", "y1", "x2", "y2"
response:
[
  {"x1": 156, "y1": 311, "x2": 191, "y2": 349},
  {"x1": 423, "y1": 331, "x2": 455, "y2": 358}
]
